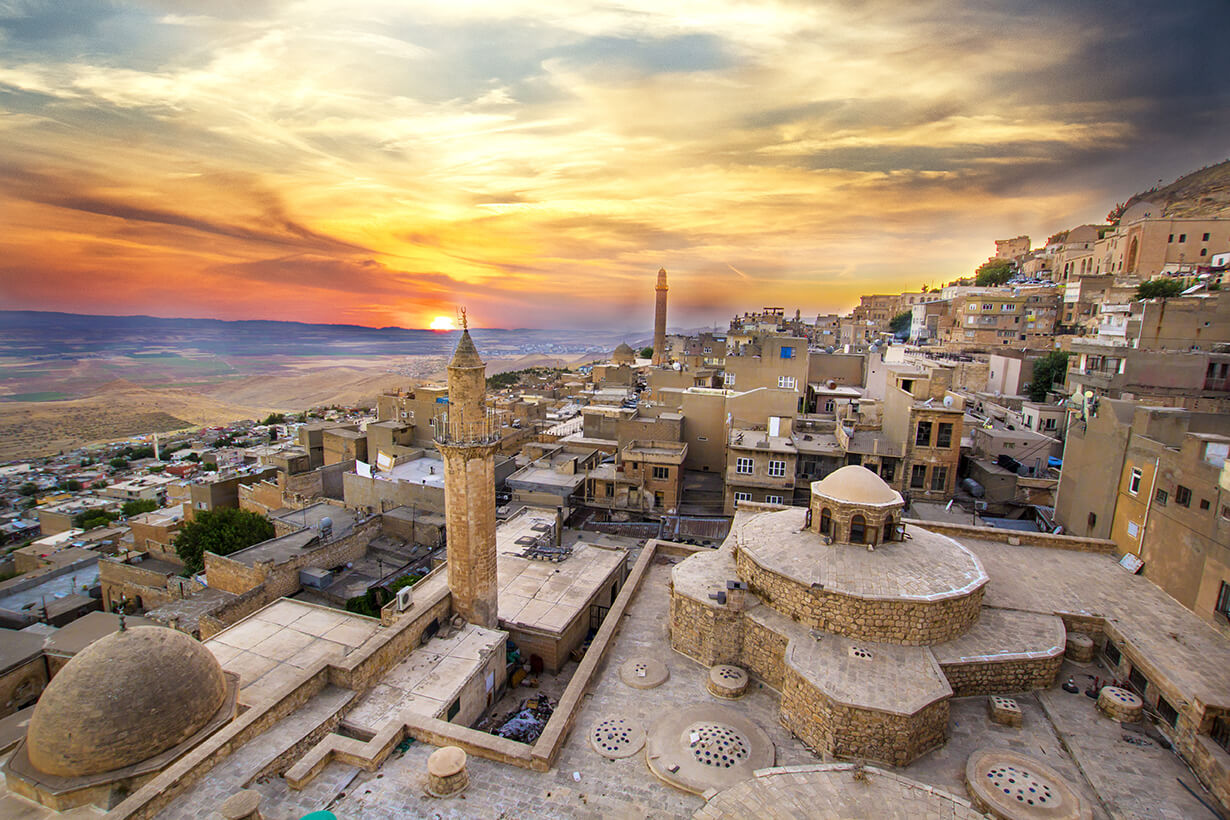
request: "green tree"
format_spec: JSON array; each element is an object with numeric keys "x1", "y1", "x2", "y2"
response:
[
  {"x1": 974, "y1": 258, "x2": 1015, "y2": 287},
  {"x1": 147, "y1": 465, "x2": 165, "y2": 474},
  {"x1": 639, "y1": 346, "x2": 654, "y2": 359},
  {"x1": 108, "y1": 457, "x2": 129, "y2": 470},
  {"x1": 1027, "y1": 351, "x2": 1071, "y2": 402},
  {"x1": 1135, "y1": 278, "x2": 1185, "y2": 300},
  {"x1": 186, "y1": 452, "x2": 201, "y2": 462},
  {"x1": 62, "y1": 479, "x2": 82, "y2": 491},
  {"x1": 18, "y1": 482, "x2": 38, "y2": 497},
  {"x1": 173, "y1": 507, "x2": 275, "y2": 574},
  {"x1": 202, "y1": 462, "x2": 219, "y2": 472},
  {"x1": 261, "y1": 412, "x2": 286, "y2": 425},
  {"x1": 121, "y1": 498, "x2": 159, "y2": 517},
  {"x1": 889, "y1": 311, "x2": 912, "y2": 337},
  {"x1": 74, "y1": 509, "x2": 120, "y2": 530}
]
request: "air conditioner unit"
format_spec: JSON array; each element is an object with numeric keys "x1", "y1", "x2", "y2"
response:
[{"x1": 396, "y1": 585, "x2": 414, "y2": 612}]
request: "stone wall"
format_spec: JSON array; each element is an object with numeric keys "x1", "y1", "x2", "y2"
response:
[
  {"x1": 780, "y1": 663, "x2": 949, "y2": 767},
  {"x1": 734, "y1": 547, "x2": 984, "y2": 645},
  {"x1": 904, "y1": 519, "x2": 1117, "y2": 554},
  {"x1": 668, "y1": 590, "x2": 741, "y2": 666},
  {"x1": 238, "y1": 480, "x2": 283, "y2": 515},
  {"x1": 99, "y1": 559, "x2": 191, "y2": 613},
  {"x1": 938, "y1": 655, "x2": 1063, "y2": 697},
  {"x1": 741, "y1": 615, "x2": 789, "y2": 690},
  {"x1": 0, "y1": 655, "x2": 47, "y2": 717}
]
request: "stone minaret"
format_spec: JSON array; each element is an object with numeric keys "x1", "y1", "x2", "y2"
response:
[
  {"x1": 652, "y1": 267, "x2": 669, "y2": 365},
  {"x1": 435, "y1": 316, "x2": 500, "y2": 629}
]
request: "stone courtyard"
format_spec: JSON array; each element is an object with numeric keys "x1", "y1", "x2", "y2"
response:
[{"x1": 318, "y1": 557, "x2": 1216, "y2": 820}]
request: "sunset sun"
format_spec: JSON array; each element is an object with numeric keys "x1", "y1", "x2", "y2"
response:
[{"x1": 429, "y1": 316, "x2": 456, "y2": 331}]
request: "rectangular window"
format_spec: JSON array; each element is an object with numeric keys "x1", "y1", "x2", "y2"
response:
[
  {"x1": 982, "y1": 303, "x2": 993, "y2": 311},
  {"x1": 1200, "y1": 498, "x2": 1211, "y2": 511},
  {"x1": 1203, "y1": 232, "x2": 1211, "y2": 241},
  {"x1": 735, "y1": 457, "x2": 754, "y2": 475},
  {"x1": 1128, "y1": 468, "x2": 1141, "y2": 495},
  {"x1": 880, "y1": 461, "x2": 895, "y2": 482},
  {"x1": 1157, "y1": 696, "x2": 1179, "y2": 728},
  {"x1": 910, "y1": 464, "x2": 927, "y2": 489},
  {"x1": 1103, "y1": 640, "x2": 1121, "y2": 666},
  {"x1": 936, "y1": 422, "x2": 953, "y2": 448},
  {"x1": 767, "y1": 460, "x2": 787, "y2": 478},
  {"x1": 1217, "y1": 581, "x2": 1230, "y2": 621},
  {"x1": 733, "y1": 491, "x2": 752, "y2": 503},
  {"x1": 930, "y1": 465, "x2": 948, "y2": 492},
  {"x1": 724, "y1": 372, "x2": 736, "y2": 386},
  {"x1": 1179, "y1": 233, "x2": 1186, "y2": 242},
  {"x1": 1044, "y1": 418, "x2": 1056, "y2": 430},
  {"x1": 823, "y1": 400, "x2": 835, "y2": 412},
  {"x1": 915, "y1": 421, "x2": 933, "y2": 447},
  {"x1": 780, "y1": 346, "x2": 794, "y2": 359},
  {"x1": 1154, "y1": 488, "x2": 1168, "y2": 506},
  {"x1": 778, "y1": 376, "x2": 797, "y2": 389},
  {"x1": 1175, "y1": 485, "x2": 1192, "y2": 507},
  {"x1": 1168, "y1": 234, "x2": 1174, "y2": 242},
  {"x1": 652, "y1": 465, "x2": 669, "y2": 480},
  {"x1": 765, "y1": 495, "x2": 783, "y2": 504},
  {"x1": 604, "y1": 482, "x2": 614, "y2": 497}
]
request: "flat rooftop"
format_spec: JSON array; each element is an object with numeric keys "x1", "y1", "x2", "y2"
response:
[
  {"x1": 342, "y1": 623, "x2": 504, "y2": 735},
  {"x1": 383, "y1": 456, "x2": 445, "y2": 488},
  {"x1": 495, "y1": 508, "x2": 626, "y2": 635},
  {"x1": 505, "y1": 465, "x2": 585, "y2": 491},
  {"x1": 237, "y1": 505, "x2": 363, "y2": 568},
  {"x1": 206, "y1": 598, "x2": 384, "y2": 705}
]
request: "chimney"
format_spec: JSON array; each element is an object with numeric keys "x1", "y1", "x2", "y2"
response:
[{"x1": 726, "y1": 580, "x2": 748, "y2": 612}]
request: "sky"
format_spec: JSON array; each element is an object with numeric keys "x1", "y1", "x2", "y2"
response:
[{"x1": 0, "y1": 1, "x2": 1227, "y2": 331}]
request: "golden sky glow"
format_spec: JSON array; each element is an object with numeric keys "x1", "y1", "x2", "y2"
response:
[{"x1": 0, "y1": 1, "x2": 1225, "y2": 330}]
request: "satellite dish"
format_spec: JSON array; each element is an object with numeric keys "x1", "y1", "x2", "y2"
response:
[
  {"x1": 943, "y1": 395, "x2": 954, "y2": 408},
  {"x1": 826, "y1": 379, "x2": 837, "y2": 390}
]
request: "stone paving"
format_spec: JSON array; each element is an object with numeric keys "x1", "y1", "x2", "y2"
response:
[
  {"x1": 1038, "y1": 660, "x2": 1214, "y2": 820},
  {"x1": 265, "y1": 556, "x2": 1223, "y2": 820},
  {"x1": 157, "y1": 686, "x2": 356, "y2": 820},
  {"x1": 966, "y1": 538, "x2": 1230, "y2": 705},
  {"x1": 697, "y1": 764, "x2": 984, "y2": 819},
  {"x1": 331, "y1": 557, "x2": 821, "y2": 819}
]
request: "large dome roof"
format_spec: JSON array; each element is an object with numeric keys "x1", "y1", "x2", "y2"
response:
[
  {"x1": 812, "y1": 465, "x2": 903, "y2": 506},
  {"x1": 25, "y1": 625, "x2": 228, "y2": 777}
]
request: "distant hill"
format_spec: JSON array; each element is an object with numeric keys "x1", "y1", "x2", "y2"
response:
[{"x1": 1122, "y1": 159, "x2": 1230, "y2": 218}]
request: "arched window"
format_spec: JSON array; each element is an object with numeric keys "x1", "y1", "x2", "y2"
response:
[
  {"x1": 850, "y1": 514, "x2": 866, "y2": 544},
  {"x1": 819, "y1": 507, "x2": 832, "y2": 536},
  {"x1": 1126, "y1": 237, "x2": 1139, "y2": 273}
]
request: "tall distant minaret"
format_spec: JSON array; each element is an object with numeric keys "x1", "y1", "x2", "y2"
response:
[
  {"x1": 435, "y1": 311, "x2": 499, "y2": 629},
  {"x1": 652, "y1": 267, "x2": 669, "y2": 366}
]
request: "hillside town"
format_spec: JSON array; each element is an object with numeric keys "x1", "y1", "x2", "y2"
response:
[{"x1": 1, "y1": 178, "x2": 1229, "y2": 819}]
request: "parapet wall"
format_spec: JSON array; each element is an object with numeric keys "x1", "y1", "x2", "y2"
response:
[{"x1": 903, "y1": 519, "x2": 1118, "y2": 554}]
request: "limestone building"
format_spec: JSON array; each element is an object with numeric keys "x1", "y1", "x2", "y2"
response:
[{"x1": 671, "y1": 466, "x2": 1065, "y2": 766}]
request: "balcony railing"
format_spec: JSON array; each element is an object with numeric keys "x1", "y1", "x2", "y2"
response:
[{"x1": 432, "y1": 408, "x2": 504, "y2": 446}]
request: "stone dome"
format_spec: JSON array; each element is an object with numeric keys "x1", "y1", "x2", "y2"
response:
[
  {"x1": 613, "y1": 342, "x2": 635, "y2": 357},
  {"x1": 25, "y1": 626, "x2": 228, "y2": 777},
  {"x1": 812, "y1": 465, "x2": 902, "y2": 507}
]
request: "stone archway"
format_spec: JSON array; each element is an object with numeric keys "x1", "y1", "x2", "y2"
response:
[{"x1": 1126, "y1": 236, "x2": 1139, "y2": 272}]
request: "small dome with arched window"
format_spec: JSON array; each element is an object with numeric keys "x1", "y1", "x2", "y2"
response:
[{"x1": 809, "y1": 465, "x2": 905, "y2": 547}]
